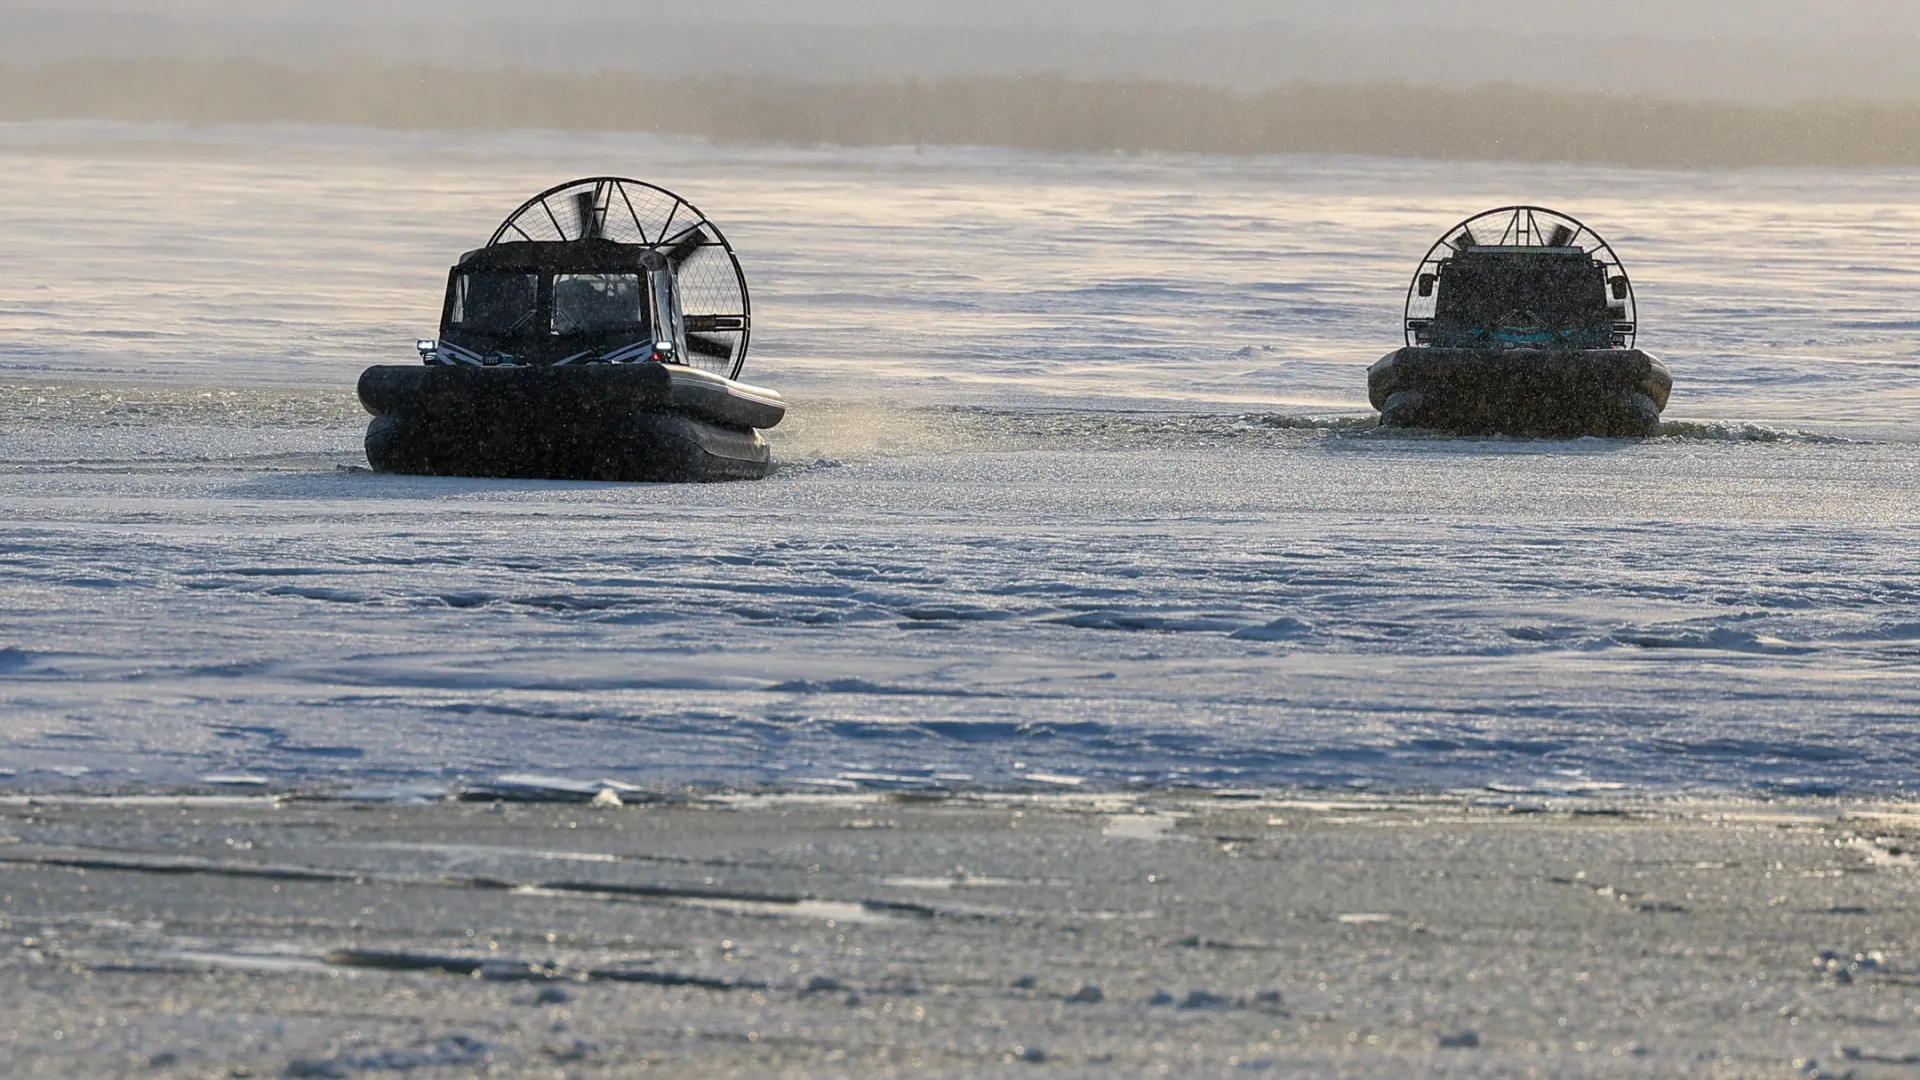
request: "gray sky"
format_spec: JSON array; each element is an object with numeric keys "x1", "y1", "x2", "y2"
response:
[
  {"x1": 7, "y1": 0, "x2": 1920, "y2": 37},
  {"x1": 6, "y1": 1, "x2": 1920, "y2": 102}
]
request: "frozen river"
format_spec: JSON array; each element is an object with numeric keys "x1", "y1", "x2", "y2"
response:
[{"x1": 2, "y1": 122, "x2": 1919, "y2": 796}]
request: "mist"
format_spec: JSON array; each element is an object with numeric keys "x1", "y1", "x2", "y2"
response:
[
  {"x1": 9, "y1": 61, "x2": 1920, "y2": 170},
  {"x1": 4, "y1": 2, "x2": 1920, "y2": 165}
]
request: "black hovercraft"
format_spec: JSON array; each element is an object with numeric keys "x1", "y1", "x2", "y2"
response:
[
  {"x1": 1367, "y1": 206, "x2": 1671, "y2": 437},
  {"x1": 358, "y1": 178, "x2": 783, "y2": 482}
]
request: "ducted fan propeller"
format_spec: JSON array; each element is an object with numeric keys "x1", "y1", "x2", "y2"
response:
[
  {"x1": 1403, "y1": 205, "x2": 1636, "y2": 350},
  {"x1": 487, "y1": 177, "x2": 755, "y2": 378}
]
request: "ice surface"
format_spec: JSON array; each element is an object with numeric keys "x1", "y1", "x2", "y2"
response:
[{"x1": 1, "y1": 122, "x2": 1918, "y2": 796}]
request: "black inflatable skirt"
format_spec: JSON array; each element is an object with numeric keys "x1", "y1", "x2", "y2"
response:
[
  {"x1": 1368, "y1": 348, "x2": 1671, "y2": 438},
  {"x1": 357, "y1": 363, "x2": 785, "y2": 482}
]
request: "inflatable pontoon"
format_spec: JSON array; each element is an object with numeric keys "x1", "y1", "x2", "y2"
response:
[
  {"x1": 1368, "y1": 206, "x2": 1671, "y2": 437},
  {"x1": 359, "y1": 178, "x2": 783, "y2": 481}
]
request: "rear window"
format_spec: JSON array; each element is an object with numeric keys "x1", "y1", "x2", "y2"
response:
[
  {"x1": 449, "y1": 273, "x2": 538, "y2": 337},
  {"x1": 552, "y1": 273, "x2": 647, "y2": 336}
]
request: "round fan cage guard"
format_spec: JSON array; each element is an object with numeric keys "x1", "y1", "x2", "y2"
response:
[
  {"x1": 490, "y1": 177, "x2": 752, "y2": 380},
  {"x1": 1404, "y1": 206, "x2": 1636, "y2": 350}
]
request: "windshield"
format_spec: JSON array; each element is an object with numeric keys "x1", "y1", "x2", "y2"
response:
[
  {"x1": 552, "y1": 273, "x2": 648, "y2": 337},
  {"x1": 448, "y1": 272, "x2": 538, "y2": 337}
]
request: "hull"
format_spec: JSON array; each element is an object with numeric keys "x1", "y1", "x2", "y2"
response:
[
  {"x1": 358, "y1": 363, "x2": 784, "y2": 482},
  {"x1": 1368, "y1": 347, "x2": 1671, "y2": 438}
]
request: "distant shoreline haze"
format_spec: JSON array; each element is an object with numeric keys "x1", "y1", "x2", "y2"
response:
[{"x1": 8, "y1": 61, "x2": 1920, "y2": 168}]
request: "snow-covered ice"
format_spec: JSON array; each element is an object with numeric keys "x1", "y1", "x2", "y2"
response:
[{"x1": 2, "y1": 122, "x2": 1918, "y2": 796}]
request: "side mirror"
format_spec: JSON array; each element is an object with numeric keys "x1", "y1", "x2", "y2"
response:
[
  {"x1": 1610, "y1": 276, "x2": 1629, "y2": 300},
  {"x1": 1417, "y1": 273, "x2": 1437, "y2": 298}
]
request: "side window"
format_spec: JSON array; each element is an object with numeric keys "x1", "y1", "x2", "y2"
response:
[
  {"x1": 552, "y1": 273, "x2": 647, "y2": 336},
  {"x1": 449, "y1": 273, "x2": 538, "y2": 337}
]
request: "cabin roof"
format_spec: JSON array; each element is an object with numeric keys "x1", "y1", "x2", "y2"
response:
[
  {"x1": 454, "y1": 238, "x2": 670, "y2": 274},
  {"x1": 1451, "y1": 245, "x2": 1590, "y2": 257}
]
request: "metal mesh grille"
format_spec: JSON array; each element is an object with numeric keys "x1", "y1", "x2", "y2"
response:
[
  {"x1": 488, "y1": 178, "x2": 752, "y2": 378},
  {"x1": 674, "y1": 243, "x2": 747, "y2": 375}
]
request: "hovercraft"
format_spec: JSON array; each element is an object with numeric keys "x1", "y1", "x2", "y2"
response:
[
  {"x1": 358, "y1": 178, "x2": 783, "y2": 482},
  {"x1": 1367, "y1": 206, "x2": 1671, "y2": 437}
]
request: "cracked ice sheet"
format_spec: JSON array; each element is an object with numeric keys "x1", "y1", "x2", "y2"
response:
[{"x1": 3, "y1": 419, "x2": 1919, "y2": 796}]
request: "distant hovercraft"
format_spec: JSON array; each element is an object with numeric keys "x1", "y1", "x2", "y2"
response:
[
  {"x1": 358, "y1": 177, "x2": 783, "y2": 482},
  {"x1": 1367, "y1": 206, "x2": 1671, "y2": 437}
]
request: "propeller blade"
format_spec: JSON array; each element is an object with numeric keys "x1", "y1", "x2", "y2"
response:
[
  {"x1": 685, "y1": 314, "x2": 746, "y2": 333},
  {"x1": 572, "y1": 191, "x2": 602, "y2": 240},
  {"x1": 1451, "y1": 228, "x2": 1478, "y2": 252},
  {"x1": 1545, "y1": 224, "x2": 1574, "y2": 248},
  {"x1": 685, "y1": 333, "x2": 735, "y2": 360},
  {"x1": 662, "y1": 227, "x2": 710, "y2": 267}
]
